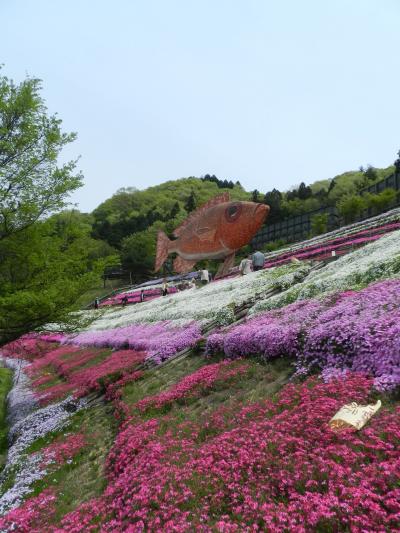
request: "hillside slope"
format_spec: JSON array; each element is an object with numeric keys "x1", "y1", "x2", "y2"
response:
[{"x1": 0, "y1": 217, "x2": 399, "y2": 531}]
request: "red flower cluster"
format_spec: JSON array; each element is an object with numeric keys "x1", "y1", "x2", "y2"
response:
[
  {"x1": 1, "y1": 335, "x2": 57, "y2": 361},
  {"x1": 56, "y1": 372, "x2": 400, "y2": 532},
  {"x1": 27, "y1": 345, "x2": 146, "y2": 404}
]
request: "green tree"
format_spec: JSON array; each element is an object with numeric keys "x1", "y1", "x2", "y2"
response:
[
  {"x1": 310, "y1": 213, "x2": 328, "y2": 236},
  {"x1": 365, "y1": 188, "x2": 397, "y2": 215},
  {"x1": 120, "y1": 228, "x2": 157, "y2": 281},
  {"x1": 0, "y1": 216, "x2": 112, "y2": 343},
  {"x1": 364, "y1": 165, "x2": 378, "y2": 181},
  {"x1": 185, "y1": 189, "x2": 197, "y2": 212},
  {"x1": 0, "y1": 71, "x2": 111, "y2": 343},
  {"x1": 327, "y1": 179, "x2": 336, "y2": 195},
  {"x1": 297, "y1": 182, "x2": 312, "y2": 200},
  {"x1": 0, "y1": 72, "x2": 82, "y2": 240},
  {"x1": 337, "y1": 194, "x2": 367, "y2": 223},
  {"x1": 263, "y1": 188, "x2": 284, "y2": 222},
  {"x1": 394, "y1": 150, "x2": 400, "y2": 175}
]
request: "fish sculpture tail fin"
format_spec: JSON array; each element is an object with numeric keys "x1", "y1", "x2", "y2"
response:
[{"x1": 155, "y1": 230, "x2": 171, "y2": 272}]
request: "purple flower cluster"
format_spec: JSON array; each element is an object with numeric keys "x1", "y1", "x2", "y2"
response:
[
  {"x1": 66, "y1": 321, "x2": 202, "y2": 364},
  {"x1": 208, "y1": 299, "x2": 324, "y2": 360},
  {"x1": 206, "y1": 279, "x2": 400, "y2": 391}
]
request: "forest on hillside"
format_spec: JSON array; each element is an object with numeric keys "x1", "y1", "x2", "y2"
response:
[{"x1": 90, "y1": 162, "x2": 398, "y2": 280}]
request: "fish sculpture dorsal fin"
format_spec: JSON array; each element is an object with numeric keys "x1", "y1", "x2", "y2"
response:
[{"x1": 173, "y1": 192, "x2": 230, "y2": 237}]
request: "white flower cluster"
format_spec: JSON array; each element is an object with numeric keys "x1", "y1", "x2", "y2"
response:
[
  {"x1": 0, "y1": 358, "x2": 87, "y2": 516},
  {"x1": 251, "y1": 228, "x2": 400, "y2": 313},
  {"x1": 80, "y1": 264, "x2": 308, "y2": 332},
  {"x1": 0, "y1": 454, "x2": 44, "y2": 516},
  {"x1": 297, "y1": 228, "x2": 400, "y2": 299},
  {"x1": 1, "y1": 357, "x2": 37, "y2": 429}
]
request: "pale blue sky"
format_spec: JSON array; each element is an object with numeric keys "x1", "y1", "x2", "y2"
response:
[{"x1": 1, "y1": 0, "x2": 399, "y2": 211}]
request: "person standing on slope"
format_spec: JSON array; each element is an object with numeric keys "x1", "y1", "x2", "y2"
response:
[
  {"x1": 162, "y1": 279, "x2": 169, "y2": 296},
  {"x1": 239, "y1": 255, "x2": 253, "y2": 276},
  {"x1": 251, "y1": 250, "x2": 265, "y2": 271}
]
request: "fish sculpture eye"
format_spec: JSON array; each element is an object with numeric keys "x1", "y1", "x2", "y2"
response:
[{"x1": 225, "y1": 203, "x2": 242, "y2": 222}]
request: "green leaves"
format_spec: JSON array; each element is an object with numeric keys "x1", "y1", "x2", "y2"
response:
[
  {"x1": 0, "y1": 72, "x2": 82, "y2": 240},
  {"x1": 0, "y1": 70, "x2": 114, "y2": 343},
  {"x1": 0, "y1": 216, "x2": 108, "y2": 342}
]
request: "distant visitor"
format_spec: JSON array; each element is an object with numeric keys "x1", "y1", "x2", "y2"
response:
[
  {"x1": 251, "y1": 250, "x2": 265, "y2": 271},
  {"x1": 199, "y1": 269, "x2": 210, "y2": 285},
  {"x1": 155, "y1": 193, "x2": 270, "y2": 277},
  {"x1": 239, "y1": 256, "x2": 252, "y2": 276},
  {"x1": 162, "y1": 279, "x2": 169, "y2": 296}
]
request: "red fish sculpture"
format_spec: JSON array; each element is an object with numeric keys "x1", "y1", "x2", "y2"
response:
[{"x1": 155, "y1": 193, "x2": 270, "y2": 277}]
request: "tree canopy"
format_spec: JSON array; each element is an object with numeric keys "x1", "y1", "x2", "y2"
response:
[
  {"x1": 0, "y1": 72, "x2": 82, "y2": 240},
  {"x1": 0, "y1": 71, "x2": 113, "y2": 343}
]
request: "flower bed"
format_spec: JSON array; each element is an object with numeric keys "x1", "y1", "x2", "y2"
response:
[
  {"x1": 67, "y1": 321, "x2": 202, "y2": 365},
  {"x1": 41, "y1": 433, "x2": 86, "y2": 466},
  {"x1": 265, "y1": 233, "x2": 383, "y2": 267},
  {"x1": 264, "y1": 220, "x2": 400, "y2": 267},
  {"x1": 263, "y1": 206, "x2": 400, "y2": 261},
  {"x1": 33, "y1": 349, "x2": 146, "y2": 404},
  {"x1": 252, "y1": 229, "x2": 400, "y2": 312},
  {"x1": 208, "y1": 279, "x2": 400, "y2": 391},
  {"x1": 0, "y1": 386, "x2": 87, "y2": 516},
  {"x1": 100, "y1": 286, "x2": 178, "y2": 307},
  {"x1": 55, "y1": 373, "x2": 400, "y2": 532},
  {"x1": 1, "y1": 335, "x2": 59, "y2": 361},
  {"x1": 0, "y1": 490, "x2": 56, "y2": 533},
  {"x1": 76, "y1": 263, "x2": 310, "y2": 335}
]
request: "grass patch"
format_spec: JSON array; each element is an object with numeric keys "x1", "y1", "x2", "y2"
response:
[
  {"x1": 0, "y1": 466, "x2": 17, "y2": 497},
  {"x1": 28, "y1": 402, "x2": 117, "y2": 524},
  {"x1": 68, "y1": 349, "x2": 112, "y2": 373},
  {"x1": 122, "y1": 353, "x2": 214, "y2": 407},
  {"x1": 122, "y1": 353, "x2": 293, "y2": 424},
  {"x1": 37, "y1": 374, "x2": 65, "y2": 391}
]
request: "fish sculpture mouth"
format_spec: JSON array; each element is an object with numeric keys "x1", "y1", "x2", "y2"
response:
[{"x1": 253, "y1": 203, "x2": 270, "y2": 226}]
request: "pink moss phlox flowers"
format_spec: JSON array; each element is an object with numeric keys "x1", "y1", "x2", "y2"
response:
[
  {"x1": 0, "y1": 490, "x2": 56, "y2": 533},
  {"x1": 30, "y1": 348, "x2": 146, "y2": 404},
  {"x1": 58, "y1": 373, "x2": 400, "y2": 531},
  {"x1": 1, "y1": 335, "x2": 57, "y2": 361}
]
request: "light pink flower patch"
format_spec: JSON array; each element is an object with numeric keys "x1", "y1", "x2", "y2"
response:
[{"x1": 42, "y1": 434, "x2": 86, "y2": 466}]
